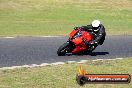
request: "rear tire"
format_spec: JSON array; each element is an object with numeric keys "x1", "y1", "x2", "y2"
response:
[{"x1": 57, "y1": 42, "x2": 71, "y2": 56}]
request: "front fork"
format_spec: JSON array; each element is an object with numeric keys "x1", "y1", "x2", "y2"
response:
[
  {"x1": 66, "y1": 39, "x2": 75, "y2": 52},
  {"x1": 67, "y1": 40, "x2": 75, "y2": 47}
]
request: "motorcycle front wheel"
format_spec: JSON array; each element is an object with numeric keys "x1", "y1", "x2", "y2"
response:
[{"x1": 57, "y1": 41, "x2": 73, "y2": 56}]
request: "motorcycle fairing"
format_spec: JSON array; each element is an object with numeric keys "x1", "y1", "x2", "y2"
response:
[{"x1": 69, "y1": 29, "x2": 92, "y2": 54}]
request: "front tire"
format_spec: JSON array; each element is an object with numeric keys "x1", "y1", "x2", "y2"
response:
[{"x1": 57, "y1": 42, "x2": 72, "y2": 56}]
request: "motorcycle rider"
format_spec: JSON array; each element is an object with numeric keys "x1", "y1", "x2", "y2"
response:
[{"x1": 74, "y1": 20, "x2": 106, "y2": 52}]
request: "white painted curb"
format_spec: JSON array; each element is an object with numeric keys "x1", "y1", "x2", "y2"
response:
[
  {"x1": 1, "y1": 36, "x2": 63, "y2": 39},
  {"x1": 40, "y1": 63, "x2": 51, "y2": 66},
  {"x1": 4, "y1": 37, "x2": 15, "y2": 38},
  {"x1": 40, "y1": 36, "x2": 62, "y2": 38},
  {"x1": 67, "y1": 61, "x2": 77, "y2": 64},
  {"x1": 51, "y1": 62, "x2": 65, "y2": 65},
  {"x1": 0, "y1": 58, "x2": 125, "y2": 70},
  {"x1": 77, "y1": 60, "x2": 88, "y2": 64}
]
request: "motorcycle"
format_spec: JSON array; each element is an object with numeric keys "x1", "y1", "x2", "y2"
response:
[{"x1": 57, "y1": 28, "x2": 93, "y2": 56}]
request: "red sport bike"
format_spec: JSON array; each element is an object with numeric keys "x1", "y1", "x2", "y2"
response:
[{"x1": 57, "y1": 28, "x2": 94, "y2": 56}]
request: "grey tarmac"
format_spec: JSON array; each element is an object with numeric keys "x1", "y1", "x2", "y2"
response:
[{"x1": 0, "y1": 36, "x2": 132, "y2": 67}]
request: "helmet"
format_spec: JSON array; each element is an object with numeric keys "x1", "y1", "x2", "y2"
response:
[
  {"x1": 92, "y1": 20, "x2": 100, "y2": 28},
  {"x1": 91, "y1": 20, "x2": 101, "y2": 32}
]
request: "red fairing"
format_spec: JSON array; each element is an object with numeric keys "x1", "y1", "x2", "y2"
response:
[
  {"x1": 69, "y1": 29, "x2": 92, "y2": 54},
  {"x1": 69, "y1": 29, "x2": 78, "y2": 39},
  {"x1": 81, "y1": 31, "x2": 92, "y2": 42}
]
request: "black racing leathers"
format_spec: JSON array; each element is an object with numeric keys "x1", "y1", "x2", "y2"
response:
[
  {"x1": 80, "y1": 24, "x2": 106, "y2": 52},
  {"x1": 81, "y1": 24, "x2": 106, "y2": 45},
  {"x1": 74, "y1": 24, "x2": 106, "y2": 52}
]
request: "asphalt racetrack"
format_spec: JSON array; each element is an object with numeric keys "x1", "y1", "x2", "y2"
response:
[{"x1": 0, "y1": 36, "x2": 132, "y2": 67}]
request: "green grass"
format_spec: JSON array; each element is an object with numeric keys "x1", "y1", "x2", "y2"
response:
[
  {"x1": 0, "y1": 0, "x2": 132, "y2": 36},
  {"x1": 0, "y1": 58, "x2": 132, "y2": 88}
]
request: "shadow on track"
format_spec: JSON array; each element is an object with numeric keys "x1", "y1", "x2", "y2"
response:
[
  {"x1": 88, "y1": 52, "x2": 109, "y2": 56},
  {"x1": 65, "y1": 52, "x2": 109, "y2": 56}
]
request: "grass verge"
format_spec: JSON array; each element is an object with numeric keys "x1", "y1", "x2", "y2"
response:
[
  {"x1": 0, "y1": 57, "x2": 132, "y2": 88},
  {"x1": 0, "y1": 0, "x2": 132, "y2": 36}
]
